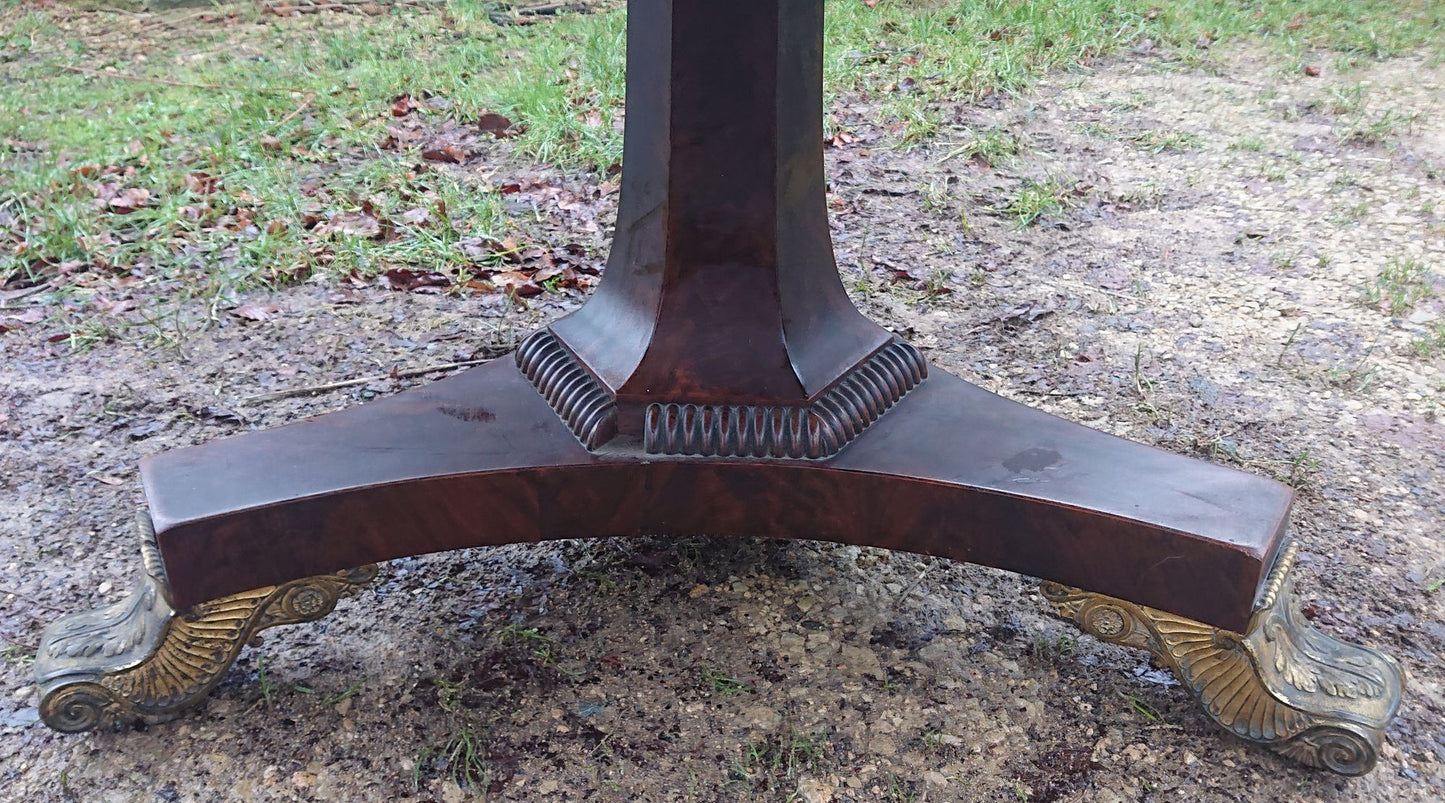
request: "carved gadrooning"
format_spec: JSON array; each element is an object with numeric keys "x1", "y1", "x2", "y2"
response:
[
  {"x1": 644, "y1": 339, "x2": 928, "y2": 459},
  {"x1": 35, "y1": 512, "x2": 377, "y2": 732},
  {"x1": 515, "y1": 328, "x2": 619, "y2": 450},
  {"x1": 1041, "y1": 540, "x2": 1404, "y2": 776}
]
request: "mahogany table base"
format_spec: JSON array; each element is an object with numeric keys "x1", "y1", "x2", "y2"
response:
[{"x1": 35, "y1": 0, "x2": 1401, "y2": 777}]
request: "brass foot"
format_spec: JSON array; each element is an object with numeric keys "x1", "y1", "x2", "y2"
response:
[
  {"x1": 1041, "y1": 540, "x2": 1404, "y2": 776},
  {"x1": 35, "y1": 512, "x2": 377, "y2": 732}
]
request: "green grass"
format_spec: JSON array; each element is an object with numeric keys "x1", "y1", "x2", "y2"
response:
[
  {"x1": 414, "y1": 676, "x2": 492, "y2": 790},
  {"x1": 1, "y1": 2, "x2": 618, "y2": 303},
  {"x1": 699, "y1": 665, "x2": 752, "y2": 696},
  {"x1": 1340, "y1": 109, "x2": 1421, "y2": 144},
  {"x1": 1285, "y1": 448, "x2": 1325, "y2": 490},
  {"x1": 998, "y1": 176, "x2": 1074, "y2": 226},
  {"x1": 321, "y1": 675, "x2": 366, "y2": 708},
  {"x1": 0, "y1": 6, "x2": 56, "y2": 61},
  {"x1": 499, "y1": 623, "x2": 577, "y2": 677},
  {"x1": 940, "y1": 126, "x2": 1023, "y2": 167},
  {"x1": 1121, "y1": 692, "x2": 1164, "y2": 723},
  {"x1": 885, "y1": 775, "x2": 923, "y2": 802},
  {"x1": 1230, "y1": 135, "x2": 1268, "y2": 152},
  {"x1": 1364, "y1": 257, "x2": 1433, "y2": 315},
  {"x1": 1029, "y1": 632, "x2": 1078, "y2": 662},
  {"x1": 729, "y1": 730, "x2": 828, "y2": 796},
  {"x1": 1079, "y1": 123, "x2": 1201, "y2": 153},
  {"x1": 823, "y1": 0, "x2": 1443, "y2": 109},
  {"x1": 415, "y1": 724, "x2": 491, "y2": 791},
  {"x1": 1410, "y1": 323, "x2": 1445, "y2": 359},
  {"x1": 1, "y1": 643, "x2": 36, "y2": 666},
  {"x1": 1321, "y1": 81, "x2": 1422, "y2": 144},
  {"x1": 2, "y1": 0, "x2": 1440, "y2": 308},
  {"x1": 1128, "y1": 129, "x2": 1202, "y2": 153},
  {"x1": 251, "y1": 653, "x2": 275, "y2": 710}
]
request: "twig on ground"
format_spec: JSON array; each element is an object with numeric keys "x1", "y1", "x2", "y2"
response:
[
  {"x1": 133, "y1": 9, "x2": 238, "y2": 33},
  {"x1": 891, "y1": 562, "x2": 933, "y2": 609},
  {"x1": 515, "y1": 1, "x2": 590, "y2": 15},
  {"x1": 0, "y1": 283, "x2": 54, "y2": 308},
  {"x1": 259, "y1": 0, "x2": 440, "y2": 16},
  {"x1": 60, "y1": 65, "x2": 309, "y2": 95},
  {"x1": 0, "y1": 587, "x2": 68, "y2": 615},
  {"x1": 491, "y1": 1, "x2": 590, "y2": 24},
  {"x1": 1012, "y1": 388, "x2": 1089, "y2": 397},
  {"x1": 263, "y1": 92, "x2": 317, "y2": 134},
  {"x1": 1, "y1": 631, "x2": 38, "y2": 651},
  {"x1": 1050, "y1": 278, "x2": 1138, "y2": 302},
  {"x1": 242, "y1": 359, "x2": 493, "y2": 404}
]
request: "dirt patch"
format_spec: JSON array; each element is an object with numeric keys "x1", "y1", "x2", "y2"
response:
[{"x1": 3, "y1": 46, "x2": 1443, "y2": 802}]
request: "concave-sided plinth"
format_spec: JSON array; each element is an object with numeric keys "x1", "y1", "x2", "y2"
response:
[{"x1": 36, "y1": 0, "x2": 1401, "y2": 775}]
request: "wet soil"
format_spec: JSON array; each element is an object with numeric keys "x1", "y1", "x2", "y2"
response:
[{"x1": 3, "y1": 45, "x2": 1444, "y2": 803}]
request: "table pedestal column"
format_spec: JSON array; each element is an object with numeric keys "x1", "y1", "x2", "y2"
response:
[{"x1": 35, "y1": 0, "x2": 1401, "y2": 775}]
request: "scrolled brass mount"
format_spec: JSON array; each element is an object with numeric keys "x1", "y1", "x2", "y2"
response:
[
  {"x1": 34, "y1": 512, "x2": 376, "y2": 732},
  {"x1": 1042, "y1": 540, "x2": 1404, "y2": 776}
]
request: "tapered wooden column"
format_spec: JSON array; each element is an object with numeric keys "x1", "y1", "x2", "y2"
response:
[{"x1": 551, "y1": 0, "x2": 892, "y2": 435}]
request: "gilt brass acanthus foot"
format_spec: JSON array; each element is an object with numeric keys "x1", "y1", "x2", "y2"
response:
[
  {"x1": 1041, "y1": 540, "x2": 1404, "y2": 776},
  {"x1": 34, "y1": 512, "x2": 378, "y2": 733}
]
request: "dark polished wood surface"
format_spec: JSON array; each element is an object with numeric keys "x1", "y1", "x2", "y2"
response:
[
  {"x1": 550, "y1": 0, "x2": 891, "y2": 431},
  {"x1": 145, "y1": 357, "x2": 1289, "y2": 632},
  {"x1": 141, "y1": 0, "x2": 1292, "y2": 634}
]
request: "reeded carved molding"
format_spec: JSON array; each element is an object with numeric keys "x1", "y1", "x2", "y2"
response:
[
  {"x1": 644, "y1": 339, "x2": 927, "y2": 459},
  {"x1": 1041, "y1": 540, "x2": 1404, "y2": 776},
  {"x1": 35, "y1": 512, "x2": 377, "y2": 732},
  {"x1": 515, "y1": 329, "x2": 619, "y2": 451}
]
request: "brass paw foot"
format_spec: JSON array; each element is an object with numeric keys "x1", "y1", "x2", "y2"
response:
[
  {"x1": 34, "y1": 512, "x2": 377, "y2": 732},
  {"x1": 1042, "y1": 540, "x2": 1403, "y2": 776}
]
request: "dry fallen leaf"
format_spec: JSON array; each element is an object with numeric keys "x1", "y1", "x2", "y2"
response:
[
  {"x1": 93, "y1": 297, "x2": 138, "y2": 314},
  {"x1": 421, "y1": 145, "x2": 467, "y2": 164},
  {"x1": 107, "y1": 187, "x2": 152, "y2": 214},
  {"x1": 327, "y1": 211, "x2": 383, "y2": 239},
  {"x1": 184, "y1": 172, "x2": 219, "y2": 194},
  {"x1": 196, "y1": 405, "x2": 247, "y2": 424},
  {"x1": 229, "y1": 303, "x2": 283, "y2": 322},
  {"x1": 377, "y1": 268, "x2": 450, "y2": 292},
  {"x1": 477, "y1": 112, "x2": 516, "y2": 138},
  {"x1": 3, "y1": 308, "x2": 46, "y2": 328},
  {"x1": 391, "y1": 95, "x2": 419, "y2": 117},
  {"x1": 459, "y1": 235, "x2": 521, "y2": 262},
  {"x1": 491, "y1": 270, "x2": 543, "y2": 297}
]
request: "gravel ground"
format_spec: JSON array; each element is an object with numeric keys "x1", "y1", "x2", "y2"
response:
[{"x1": 2, "y1": 46, "x2": 1443, "y2": 802}]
